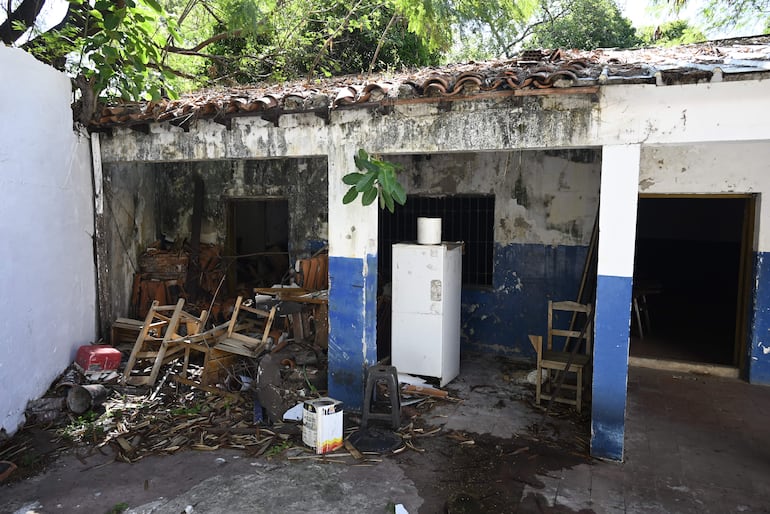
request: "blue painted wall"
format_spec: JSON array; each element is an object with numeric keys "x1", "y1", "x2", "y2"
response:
[
  {"x1": 304, "y1": 239, "x2": 328, "y2": 256},
  {"x1": 461, "y1": 242, "x2": 589, "y2": 357},
  {"x1": 590, "y1": 274, "x2": 633, "y2": 461},
  {"x1": 748, "y1": 251, "x2": 770, "y2": 384},
  {"x1": 328, "y1": 254, "x2": 378, "y2": 412}
]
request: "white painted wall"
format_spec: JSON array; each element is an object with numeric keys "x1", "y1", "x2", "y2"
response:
[
  {"x1": 598, "y1": 145, "x2": 641, "y2": 278},
  {"x1": 327, "y1": 126, "x2": 378, "y2": 260},
  {"x1": 0, "y1": 47, "x2": 96, "y2": 435},
  {"x1": 597, "y1": 81, "x2": 770, "y2": 146},
  {"x1": 641, "y1": 141, "x2": 770, "y2": 252}
]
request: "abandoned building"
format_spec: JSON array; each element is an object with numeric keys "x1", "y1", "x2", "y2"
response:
[{"x1": 3, "y1": 36, "x2": 770, "y2": 464}]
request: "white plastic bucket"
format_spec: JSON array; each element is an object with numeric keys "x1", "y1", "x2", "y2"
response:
[{"x1": 417, "y1": 217, "x2": 441, "y2": 244}]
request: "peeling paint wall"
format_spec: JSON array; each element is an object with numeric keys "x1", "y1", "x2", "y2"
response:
[
  {"x1": 155, "y1": 158, "x2": 328, "y2": 254},
  {"x1": 389, "y1": 150, "x2": 600, "y2": 357},
  {"x1": 0, "y1": 48, "x2": 97, "y2": 435},
  {"x1": 102, "y1": 162, "x2": 158, "y2": 323}
]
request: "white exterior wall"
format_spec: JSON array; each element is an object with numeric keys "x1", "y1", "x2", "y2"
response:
[
  {"x1": 0, "y1": 47, "x2": 97, "y2": 435},
  {"x1": 640, "y1": 142, "x2": 770, "y2": 252}
]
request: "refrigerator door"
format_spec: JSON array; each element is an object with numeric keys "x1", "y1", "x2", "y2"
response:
[
  {"x1": 391, "y1": 244, "x2": 446, "y2": 315},
  {"x1": 391, "y1": 243, "x2": 462, "y2": 386},
  {"x1": 391, "y1": 312, "x2": 444, "y2": 377}
]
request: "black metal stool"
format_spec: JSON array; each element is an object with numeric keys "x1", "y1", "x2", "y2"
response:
[{"x1": 361, "y1": 365, "x2": 401, "y2": 431}]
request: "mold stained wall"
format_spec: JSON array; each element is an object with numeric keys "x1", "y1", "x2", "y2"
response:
[
  {"x1": 102, "y1": 162, "x2": 158, "y2": 325},
  {"x1": 0, "y1": 47, "x2": 96, "y2": 435},
  {"x1": 155, "y1": 158, "x2": 328, "y2": 254},
  {"x1": 391, "y1": 149, "x2": 600, "y2": 357},
  {"x1": 640, "y1": 141, "x2": 770, "y2": 383}
]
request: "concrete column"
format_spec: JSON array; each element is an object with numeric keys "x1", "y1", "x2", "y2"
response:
[
  {"x1": 326, "y1": 142, "x2": 379, "y2": 411},
  {"x1": 749, "y1": 252, "x2": 770, "y2": 383},
  {"x1": 590, "y1": 144, "x2": 640, "y2": 461}
]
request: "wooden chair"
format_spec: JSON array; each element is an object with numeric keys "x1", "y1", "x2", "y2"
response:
[
  {"x1": 528, "y1": 300, "x2": 593, "y2": 412},
  {"x1": 122, "y1": 298, "x2": 208, "y2": 386},
  {"x1": 213, "y1": 295, "x2": 278, "y2": 358}
]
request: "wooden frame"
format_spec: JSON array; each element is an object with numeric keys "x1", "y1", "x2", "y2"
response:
[
  {"x1": 122, "y1": 299, "x2": 209, "y2": 386},
  {"x1": 529, "y1": 300, "x2": 593, "y2": 412},
  {"x1": 213, "y1": 295, "x2": 277, "y2": 357}
]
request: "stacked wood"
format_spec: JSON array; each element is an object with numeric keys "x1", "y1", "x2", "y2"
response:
[{"x1": 131, "y1": 243, "x2": 224, "y2": 319}]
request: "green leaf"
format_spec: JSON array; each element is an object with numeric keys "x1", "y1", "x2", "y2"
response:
[
  {"x1": 342, "y1": 172, "x2": 365, "y2": 185},
  {"x1": 342, "y1": 187, "x2": 359, "y2": 205},
  {"x1": 362, "y1": 187, "x2": 378, "y2": 206},
  {"x1": 103, "y1": 12, "x2": 120, "y2": 30},
  {"x1": 392, "y1": 181, "x2": 407, "y2": 205},
  {"x1": 380, "y1": 168, "x2": 395, "y2": 191},
  {"x1": 143, "y1": 0, "x2": 163, "y2": 13},
  {"x1": 354, "y1": 150, "x2": 367, "y2": 171},
  {"x1": 382, "y1": 188, "x2": 395, "y2": 212},
  {"x1": 355, "y1": 172, "x2": 377, "y2": 193}
]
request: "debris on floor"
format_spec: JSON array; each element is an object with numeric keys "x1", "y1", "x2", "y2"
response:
[{"x1": 2, "y1": 324, "x2": 593, "y2": 500}]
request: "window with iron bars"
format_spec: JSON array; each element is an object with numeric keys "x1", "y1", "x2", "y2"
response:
[{"x1": 378, "y1": 195, "x2": 495, "y2": 287}]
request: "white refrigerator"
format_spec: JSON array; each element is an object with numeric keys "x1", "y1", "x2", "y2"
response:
[{"x1": 391, "y1": 242, "x2": 462, "y2": 386}]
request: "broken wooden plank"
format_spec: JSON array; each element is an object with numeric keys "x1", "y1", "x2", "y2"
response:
[
  {"x1": 402, "y1": 384, "x2": 449, "y2": 398},
  {"x1": 171, "y1": 375, "x2": 240, "y2": 401}
]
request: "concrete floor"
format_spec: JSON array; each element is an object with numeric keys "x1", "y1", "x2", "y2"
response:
[{"x1": 3, "y1": 353, "x2": 770, "y2": 513}]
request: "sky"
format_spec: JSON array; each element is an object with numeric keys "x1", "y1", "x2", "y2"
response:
[{"x1": 618, "y1": 0, "x2": 766, "y2": 38}]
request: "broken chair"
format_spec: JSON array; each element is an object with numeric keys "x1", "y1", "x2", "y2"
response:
[
  {"x1": 213, "y1": 295, "x2": 278, "y2": 358},
  {"x1": 122, "y1": 298, "x2": 208, "y2": 386},
  {"x1": 528, "y1": 300, "x2": 593, "y2": 412}
]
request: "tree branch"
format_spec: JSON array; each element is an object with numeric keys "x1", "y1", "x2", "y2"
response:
[
  {"x1": 368, "y1": 11, "x2": 399, "y2": 75},
  {"x1": 0, "y1": 0, "x2": 45, "y2": 44},
  {"x1": 307, "y1": 0, "x2": 365, "y2": 79},
  {"x1": 165, "y1": 29, "x2": 243, "y2": 53},
  {"x1": 502, "y1": 6, "x2": 570, "y2": 57}
]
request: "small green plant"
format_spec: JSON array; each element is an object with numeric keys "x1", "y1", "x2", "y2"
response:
[
  {"x1": 170, "y1": 403, "x2": 203, "y2": 416},
  {"x1": 302, "y1": 366, "x2": 318, "y2": 395},
  {"x1": 59, "y1": 411, "x2": 107, "y2": 442},
  {"x1": 106, "y1": 502, "x2": 129, "y2": 514},
  {"x1": 342, "y1": 149, "x2": 406, "y2": 213},
  {"x1": 265, "y1": 440, "x2": 293, "y2": 457}
]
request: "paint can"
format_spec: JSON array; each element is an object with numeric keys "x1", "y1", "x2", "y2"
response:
[
  {"x1": 417, "y1": 217, "x2": 441, "y2": 244},
  {"x1": 66, "y1": 384, "x2": 109, "y2": 414},
  {"x1": 302, "y1": 397, "x2": 343, "y2": 454}
]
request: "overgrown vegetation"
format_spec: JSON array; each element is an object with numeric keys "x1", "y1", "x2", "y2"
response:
[
  {"x1": 637, "y1": 20, "x2": 706, "y2": 46},
  {"x1": 3, "y1": 0, "x2": 762, "y2": 121},
  {"x1": 655, "y1": 0, "x2": 770, "y2": 35},
  {"x1": 529, "y1": 0, "x2": 638, "y2": 50}
]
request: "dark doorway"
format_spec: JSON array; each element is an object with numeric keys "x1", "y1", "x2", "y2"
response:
[
  {"x1": 226, "y1": 198, "x2": 290, "y2": 291},
  {"x1": 631, "y1": 195, "x2": 754, "y2": 367}
]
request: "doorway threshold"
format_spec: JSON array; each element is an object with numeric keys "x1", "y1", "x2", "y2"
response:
[{"x1": 628, "y1": 356, "x2": 739, "y2": 378}]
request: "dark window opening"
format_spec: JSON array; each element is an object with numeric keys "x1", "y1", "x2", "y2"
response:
[
  {"x1": 226, "y1": 198, "x2": 290, "y2": 291},
  {"x1": 378, "y1": 195, "x2": 495, "y2": 287}
]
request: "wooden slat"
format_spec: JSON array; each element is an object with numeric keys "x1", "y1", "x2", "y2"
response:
[
  {"x1": 123, "y1": 300, "x2": 160, "y2": 383},
  {"x1": 147, "y1": 298, "x2": 186, "y2": 386}
]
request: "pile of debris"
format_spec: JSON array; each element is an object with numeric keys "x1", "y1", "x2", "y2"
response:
[{"x1": 2, "y1": 328, "x2": 458, "y2": 483}]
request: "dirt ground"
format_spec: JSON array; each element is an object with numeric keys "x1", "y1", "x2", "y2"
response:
[
  {"x1": 394, "y1": 432, "x2": 592, "y2": 514},
  {"x1": 1, "y1": 356, "x2": 593, "y2": 513}
]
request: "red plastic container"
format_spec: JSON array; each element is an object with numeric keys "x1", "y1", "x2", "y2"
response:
[{"x1": 75, "y1": 345, "x2": 122, "y2": 372}]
